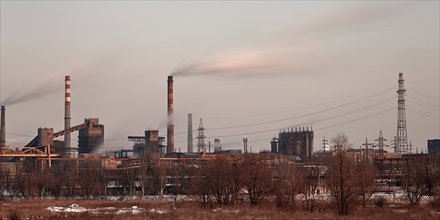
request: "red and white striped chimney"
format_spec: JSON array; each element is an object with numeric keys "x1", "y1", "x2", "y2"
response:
[{"x1": 64, "y1": 75, "x2": 73, "y2": 157}]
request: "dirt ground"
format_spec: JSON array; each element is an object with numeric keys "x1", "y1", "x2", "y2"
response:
[{"x1": 0, "y1": 199, "x2": 439, "y2": 220}]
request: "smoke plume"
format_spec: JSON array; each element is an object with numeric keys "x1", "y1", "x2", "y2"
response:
[{"x1": 171, "y1": 50, "x2": 277, "y2": 77}]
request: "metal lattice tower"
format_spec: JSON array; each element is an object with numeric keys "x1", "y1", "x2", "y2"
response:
[
  {"x1": 375, "y1": 130, "x2": 388, "y2": 159},
  {"x1": 196, "y1": 118, "x2": 206, "y2": 153},
  {"x1": 396, "y1": 73, "x2": 408, "y2": 154}
]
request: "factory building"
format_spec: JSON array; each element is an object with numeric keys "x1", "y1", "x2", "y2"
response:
[
  {"x1": 272, "y1": 127, "x2": 314, "y2": 159},
  {"x1": 131, "y1": 130, "x2": 165, "y2": 157},
  {"x1": 78, "y1": 118, "x2": 104, "y2": 154},
  {"x1": 428, "y1": 139, "x2": 440, "y2": 156}
]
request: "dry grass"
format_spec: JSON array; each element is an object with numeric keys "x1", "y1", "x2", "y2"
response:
[{"x1": 0, "y1": 199, "x2": 439, "y2": 220}]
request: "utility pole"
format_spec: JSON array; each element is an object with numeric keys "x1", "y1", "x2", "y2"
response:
[
  {"x1": 409, "y1": 141, "x2": 413, "y2": 154},
  {"x1": 362, "y1": 138, "x2": 374, "y2": 162}
]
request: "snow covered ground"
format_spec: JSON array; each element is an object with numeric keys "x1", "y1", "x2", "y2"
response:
[{"x1": 45, "y1": 204, "x2": 146, "y2": 215}]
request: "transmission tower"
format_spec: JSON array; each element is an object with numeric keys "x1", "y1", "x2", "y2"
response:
[
  {"x1": 396, "y1": 73, "x2": 408, "y2": 154},
  {"x1": 375, "y1": 130, "x2": 388, "y2": 159},
  {"x1": 362, "y1": 138, "x2": 374, "y2": 162},
  {"x1": 196, "y1": 118, "x2": 206, "y2": 153}
]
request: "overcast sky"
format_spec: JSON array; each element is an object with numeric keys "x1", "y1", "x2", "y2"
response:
[{"x1": 1, "y1": 1, "x2": 439, "y2": 153}]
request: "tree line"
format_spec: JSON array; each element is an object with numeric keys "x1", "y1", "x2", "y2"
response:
[{"x1": 0, "y1": 134, "x2": 439, "y2": 215}]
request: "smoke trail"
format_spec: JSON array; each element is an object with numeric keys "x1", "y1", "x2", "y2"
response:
[
  {"x1": 1, "y1": 43, "x2": 153, "y2": 106},
  {"x1": 1, "y1": 73, "x2": 62, "y2": 106},
  {"x1": 289, "y1": 4, "x2": 405, "y2": 37},
  {"x1": 171, "y1": 50, "x2": 276, "y2": 77}
]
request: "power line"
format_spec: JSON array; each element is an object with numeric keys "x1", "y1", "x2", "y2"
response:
[
  {"x1": 209, "y1": 97, "x2": 394, "y2": 139},
  {"x1": 206, "y1": 87, "x2": 396, "y2": 131},
  {"x1": 407, "y1": 95, "x2": 440, "y2": 110},
  {"x1": 406, "y1": 86, "x2": 439, "y2": 101},
  {"x1": 314, "y1": 107, "x2": 395, "y2": 131},
  {"x1": 219, "y1": 107, "x2": 395, "y2": 147},
  {"x1": 204, "y1": 80, "x2": 397, "y2": 120},
  {"x1": 407, "y1": 107, "x2": 440, "y2": 119}
]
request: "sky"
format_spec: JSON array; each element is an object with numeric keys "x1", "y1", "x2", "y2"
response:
[{"x1": 0, "y1": 1, "x2": 439, "y2": 153}]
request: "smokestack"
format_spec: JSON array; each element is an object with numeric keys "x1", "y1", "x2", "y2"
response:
[
  {"x1": 167, "y1": 76, "x2": 174, "y2": 154},
  {"x1": 64, "y1": 75, "x2": 75, "y2": 157},
  {"x1": 0, "y1": 106, "x2": 5, "y2": 147},
  {"x1": 188, "y1": 113, "x2": 193, "y2": 153}
]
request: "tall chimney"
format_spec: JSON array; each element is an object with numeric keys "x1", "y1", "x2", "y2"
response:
[
  {"x1": 187, "y1": 113, "x2": 193, "y2": 153},
  {"x1": 64, "y1": 75, "x2": 74, "y2": 157},
  {"x1": 167, "y1": 76, "x2": 174, "y2": 154},
  {"x1": 0, "y1": 106, "x2": 5, "y2": 147}
]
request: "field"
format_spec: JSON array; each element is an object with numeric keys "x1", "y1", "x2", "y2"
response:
[{"x1": 1, "y1": 199, "x2": 439, "y2": 220}]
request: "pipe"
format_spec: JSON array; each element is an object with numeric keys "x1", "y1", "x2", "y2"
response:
[
  {"x1": 167, "y1": 76, "x2": 174, "y2": 154},
  {"x1": 64, "y1": 75, "x2": 73, "y2": 157},
  {"x1": 187, "y1": 113, "x2": 193, "y2": 153},
  {"x1": 0, "y1": 106, "x2": 5, "y2": 147}
]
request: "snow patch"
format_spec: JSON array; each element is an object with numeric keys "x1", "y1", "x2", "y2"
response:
[
  {"x1": 46, "y1": 204, "x2": 145, "y2": 215},
  {"x1": 149, "y1": 208, "x2": 168, "y2": 214},
  {"x1": 212, "y1": 208, "x2": 240, "y2": 214},
  {"x1": 45, "y1": 204, "x2": 87, "y2": 213}
]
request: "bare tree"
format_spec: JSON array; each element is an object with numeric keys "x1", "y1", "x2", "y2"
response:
[
  {"x1": 139, "y1": 152, "x2": 159, "y2": 197},
  {"x1": 241, "y1": 155, "x2": 272, "y2": 205},
  {"x1": 273, "y1": 161, "x2": 304, "y2": 211},
  {"x1": 0, "y1": 170, "x2": 12, "y2": 200},
  {"x1": 273, "y1": 162, "x2": 292, "y2": 208},
  {"x1": 206, "y1": 157, "x2": 236, "y2": 204},
  {"x1": 326, "y1": 133, "x2": 359, "y2": 215},
  {"x1": 190, "y1": 161, "x2": 212, "y2": 207},
  {"x1": 356, "y1": 162, "x2": 378, "y2": 207},
  {"x1": 401, "y1": 158, "x2": 429, "y2": 206},
  {"x1": 303, "y1": 165, "x2": 320, "y2": 213}
]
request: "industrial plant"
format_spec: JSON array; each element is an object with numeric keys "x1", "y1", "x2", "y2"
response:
[
  {"x1": 0, "y1": 73, "x2": 438, "y2": 163},
  {"x1": 0, "y1": 72, "x2": 438, "y2": 209}
]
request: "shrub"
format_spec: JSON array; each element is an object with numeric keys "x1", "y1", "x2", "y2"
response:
[
  {"x1": 428, "y1": 196, "x2": 440, "y2": 211},
  {"x1": 373, "y1": 196, "x2": 386, "y2": 208},
  {"x1": 8, "y1": 210, "x2": 20, "y2": 220}
]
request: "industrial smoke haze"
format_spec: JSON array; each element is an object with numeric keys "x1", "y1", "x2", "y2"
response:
[
  {"x1": 171, "y1": 50, "x2": 278, "y2": 77},
  {"x1": 1, "y1": 75, "x2": 62, "y2": 106},
  {"x1": 288, "y1": 5, "x2": 404, "y2": 36},
  {"x1": 0, "y1": 48, "x2": 128, "y2": 106}
]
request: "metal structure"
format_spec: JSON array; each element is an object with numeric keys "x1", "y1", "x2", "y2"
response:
[
  {"x1": 362, "y1": 138, "x2": 374, "y2": 161},
  {"x1": 277, "y1": 127, "x2": 314, "y2": 159},
  {"x1": 130, "y1": 131, "x2": 165, "y2": 157},
  {"x1": 26, "y1": 123, "x2": 89, "y2": 147},
  {"x1": 167, "y1": 76, "x2": 174, "y2": 154},
  {"x1": 375, "y1": 130, "x2": 388, "y2": 159},
  {"x1": 396, "y1": 73, "x2": 408, "y2": 153},
  {"x1": 0, "y1": 106, "x2": 5, "y2": 147},
  {"x1": 0, "y1": 146, "x2": 59, "y2": 157},
  {"x1": 78, "y1": 118, "x2": 104, "y2": 154},
  {"x1": 196, "y1": 118, "x2": 206, "y2": 153},
  {"x1": 187, "y1": 113, "x2": 193, "y2": 153}
]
